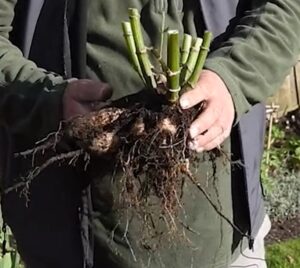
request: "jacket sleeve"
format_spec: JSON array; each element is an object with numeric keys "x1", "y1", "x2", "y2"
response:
[
  {"x1": 0, "y1": 0, "x2": 68, "y2": 149},
  {"x1": 204, "y1": 0, "x2": 300, "y2": 121}
]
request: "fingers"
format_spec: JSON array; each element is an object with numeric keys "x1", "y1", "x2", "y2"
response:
[
  {"x1": 189, "y1": 105, "x2": 219, "y2": 139},
  {"x1": 190, "y1": 124, "x2": 230, "y2": 152},
  {"x1": 64, "y1": 101, "x2": 91, "y2": 120},
  {"x1": 69, "y1": 79, "x2": 113, "y2": 102},
  {"x1": 190, "y1": 125, "x2": 223, "y2": 150},
  {"x1": 63, "y1": 79, "x2": 113, "y2": 120},
  {"x1": 201, "y1": 133, "x2": 227, "y2": 151},
  {"x1": 179, "y1": 70, "x2": 235, "y2": 152}
]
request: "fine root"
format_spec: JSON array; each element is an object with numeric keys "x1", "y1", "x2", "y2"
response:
[
  {"x1": 5, "y1": 149, "x2": 84, "y2": 194},
  {"x1": 8, "y1": 100, "x2": 250, "y2": 247}
]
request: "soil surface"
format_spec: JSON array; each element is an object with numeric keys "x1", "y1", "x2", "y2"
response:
[{"x1": 266, "y1": 215, "x2": 300, "y2": 245}]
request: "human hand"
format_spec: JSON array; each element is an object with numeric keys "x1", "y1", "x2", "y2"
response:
[
  {"x1": 180, "y1": 70, "x2": 235, "y2": 152},
  {"x1": 63, "y1": 79, "x2": 113, "y2": 120}
]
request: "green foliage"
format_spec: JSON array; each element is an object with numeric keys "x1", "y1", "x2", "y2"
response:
[
  {"x1": 290, "y1": 136, "x2": 300, "y2": 165},
  {"x1": 267, "y1": 239, "x2": 300, "y2": 268},
  {"x1": 264, "y1": 169, "x2": 300, "y2": 220},
  {"x1": 261, "y1": 123, "x2": 300, "y2": 220},
  {"x1": 261, "y1": 124, "x2": 300, "y2": 194}
]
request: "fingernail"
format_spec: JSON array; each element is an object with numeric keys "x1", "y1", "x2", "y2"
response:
[
  {"x1": 189, "y1": 141, "x2": 196, "y2": 150},
  {"x1": 67, "y1": 78, "x2": 78, "y2": 83},
  {"x1": 180, "y1": 98, "x2": 189, "y2": 109},
  {"x1": 196, "y1": 147, "x2": 204, "y2": 153},
  {"x1": 190, "y1": 127, "x2": 198, "y2": 139},
  {"x1": 189, "y1": 141, "x2": 204, "y2": 153}
]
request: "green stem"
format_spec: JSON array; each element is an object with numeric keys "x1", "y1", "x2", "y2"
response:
[
  {"x1": 129, "y1": 8, "x2": 157, "y2": 88},
  {"x1": 167, "y1": 30, "x2": 180, "y2": 103},
  {"x1": 180, "y1": 37, "x2": 203, "y2": 84},
  {"x1": 0, "y1": 254, "x2": 11, "y2": 268},
  {"x1": 11, "y1": 252, "x2": 20, "y2": 268},
  {"x1": 187, "y1": 31, "x2": 213, "y2": 88},
  {"x1": 180, "y1": 34, "x2": 193, "y2": 66},
  {"x1": 122, "y1": 22, "x2": 145, "y2": 83}
]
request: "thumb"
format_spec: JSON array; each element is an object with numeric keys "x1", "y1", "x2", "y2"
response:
[{"x1": 179, "y1": 74, "x2": 209, "y2": 110}]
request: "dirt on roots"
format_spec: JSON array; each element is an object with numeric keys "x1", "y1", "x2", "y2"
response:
[{"x1": 65, "y1": 97, "x2": 203, "y2": 219}]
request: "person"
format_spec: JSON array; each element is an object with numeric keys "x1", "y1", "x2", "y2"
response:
[{"x1": 0, "y1": 0, "x2": 299, "y2": 267}]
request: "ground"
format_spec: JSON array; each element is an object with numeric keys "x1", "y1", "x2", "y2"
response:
[
  {"x1": 266, "y1": 215, "x2": 300, "y2": 245},
  {"x1": 267, "y1": 238, "x2": 300, "y2": 268}
]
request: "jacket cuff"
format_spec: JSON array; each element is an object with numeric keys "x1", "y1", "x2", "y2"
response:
[
  {"x1": 3, "y1": 79, "x2": 69, "y2": 150},
  {"x1": 204, "y1": 59, "x2": 252, "y2": 124},
  {"x1": 36, "y1": 80, "x2": 68, "y2": 138}
]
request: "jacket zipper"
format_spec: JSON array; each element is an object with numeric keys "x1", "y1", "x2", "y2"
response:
[{"x1": 237, "y1": 125, "x2": 255, "y2": 250}]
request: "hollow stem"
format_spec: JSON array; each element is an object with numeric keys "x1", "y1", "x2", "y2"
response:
[
  {"x1": 180, "y1": 34, "x2": 193, "y2": 66},
  {"x1": 129, "y1": 8, "x2": 157, "y2": 88},
  {"x1": 187, "y1": 31, "x2": 213, "y2": 88},
  {"x1": 122, "y1": 22, "x2": 145, "y2": 83},
  {"x1": 180, "y1": 37, "x2": 203, "y2": 84},
  {"x1": 167, "y1": 30, "x2": 180, "y2": 103}
]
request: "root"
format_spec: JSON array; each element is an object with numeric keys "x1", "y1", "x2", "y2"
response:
[
  {"x1": 5, "y1": 149, "x2": 84, "y2": 195},
  {"x1": 10, "y1": 102, "x2": 201, "y2": 242},
  {"x1": 14, "y1": 128, "x2": 63, "y2": 159},
  {"x1": 8, "y1": 99, "x2": 248, "y2": 249},
  {"x1": 14, "y1": 139, "x2": 58, "y2": 159},
  {"x1": 182, "y1": 163, "x2": 251, "y2": 241},
  {"x1": 124, "y1": 212, "x2": 138, "y2": 262},
  {"x1": 158, "y1": 118, "x2": 177, "y2": 135}
]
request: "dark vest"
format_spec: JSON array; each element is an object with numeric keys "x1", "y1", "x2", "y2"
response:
[{"x1": 199, "y1": 0, "x2": 266, "y2": 245}]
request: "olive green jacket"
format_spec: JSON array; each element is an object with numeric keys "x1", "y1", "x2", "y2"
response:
[{"x1": 1, "y1": 0, "x2": 300, "y2": 268}]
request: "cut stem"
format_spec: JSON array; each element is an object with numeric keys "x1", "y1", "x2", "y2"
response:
[
  {"x1": 187, "y1": 31, "x2": 213, "y2": 88},
  {"x1": 167, "y1": 30, "x2": 180, "y2": 103},
  {"x1": 129, "y1": 8, "x2": 157, "y2": 88},
  {"x1": 159, "y1": 11, "x2": 166, "y2": 59},
  {"x1": 180, "y1": 34, "x2": 193, "y2": 66},
  {"x1": 180, "y1": 37, "x2": 203, "y2": 84},
  {"x1": 122, "y1": 22, "x2": 145, "y2": 83}
]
